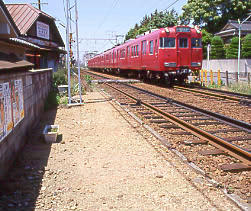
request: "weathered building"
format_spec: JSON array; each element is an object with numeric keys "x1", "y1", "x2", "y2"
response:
[
  {"x1": 6, "y1": 3, "x2": 65, "y2": 71},
  {"x1": 215, "y1": 20, "x2": 251, "y2": 42},
  {"x1": 0, "y1": 0, "x2": 35, "y2": 71},
  {"x1": 0, "y1": 0, "x2": 52, "y2": 180}
]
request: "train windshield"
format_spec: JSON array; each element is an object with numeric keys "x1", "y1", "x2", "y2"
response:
[
  {"x1": 160, "y1": 37, "x2": 175, "y2": 48},
  {"x1": 191, "y1": 38, "x2": 202, "y2": 48}
]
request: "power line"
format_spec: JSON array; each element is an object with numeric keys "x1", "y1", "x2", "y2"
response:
[
  {"x1": 161, "y1": 0, "x2": 181, "y2": 13},
  {"x1": 95, "y1": 0, "x2": 120, "y2": 32}
]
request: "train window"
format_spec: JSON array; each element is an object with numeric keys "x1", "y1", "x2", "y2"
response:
[
  {"x1": 136, "y1": 45, "x2": 139, "y2": 56},
  {"x1": 149, "y1": 41, "x2": 154, "y2": 54},
  {"x1": 179, "y1": 38, "x2": 188, "y2": 48},
  {"x1": 142, "y1": 40, "x2": 147, "y2": 55},
  {"x1": 160, "y1": 38, "x2": 175, "y2": 48},
  {"x1": 127, "y1": 46, "x2": 130, "y2": 57},
  {"x1": 131, "y1": 46, "x2": 134, "y2": 57},
  {"x1": 192, "y1": 38, "x2": 202, "y2": 48}
]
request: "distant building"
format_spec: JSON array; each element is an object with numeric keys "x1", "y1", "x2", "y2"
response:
[
  {"x1": 215, "y1": 20, "x2": 251, "y2": 42},
  {"x1": 6, "y1": 3, "x2": 65, "y2": 71},
  {"x1": 83, "y1": 51, "x2": 98, "y2": 67},
  {"x1": 0, "y1": 0, "x2": 35, "y2": 70}
]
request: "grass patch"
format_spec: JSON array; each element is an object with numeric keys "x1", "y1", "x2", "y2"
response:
[{"x1": 224, "y1": 83, "x2": 251, "y2": 95}]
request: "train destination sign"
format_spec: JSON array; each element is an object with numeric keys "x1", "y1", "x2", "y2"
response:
[{"x1": 176, "y1": 27, "x2": 191, "y2": 32}]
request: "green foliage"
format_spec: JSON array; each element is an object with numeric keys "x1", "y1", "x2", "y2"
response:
[
  {"x1": 53, "y1": 68, "x2": 67, "y2": 87},
  {"x1": 44, "y1": 91, "x2": 60, "y2": 110},
  {"x1": 125, "y1": 9, "x2": 178, "y2": 41},
  {"x1": 210, "y1": 36, "x2": 225, "y2": 59},
  {"x1": 242, "y1": 34, "x2": 251, "y2": 58},
  {"x1": 181, "y1": 0, "x2": 251, "y2": 33},
  {"x1": 226, "y1": 37, "x2": 239, "y2": 59},
  {"x1": 201, "y1": 29, "x2": 213, "y2": 59}
]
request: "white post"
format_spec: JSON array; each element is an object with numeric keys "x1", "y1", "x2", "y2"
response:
[
  {"x1": 66, "y1": 0, "x2": 71, "y2": 104},
  {"x1": 237, "y1": 19, "x2": 241, "y2": 82},
  {"x1": 207, "y1": 44, "x2": 210, "y2": 71},
  {"x1": 75, "y1": 0, "x2": 82, "y2": 103}
]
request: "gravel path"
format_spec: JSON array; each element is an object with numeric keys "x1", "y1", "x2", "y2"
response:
[{"x1": 0, "y1": 91, "x2": 242, "y2": 210}]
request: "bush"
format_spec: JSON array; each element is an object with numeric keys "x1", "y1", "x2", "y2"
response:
[
  {"x1": 226, "y1": 37, "x2": 239, "y2": 59},
  {"x1": 44, "y1": 91, "x2": 60, "y2": 110},
  {"x1": 53, "y1": 68, "x2": 67, "y2": 87},
  {"x1": 242, "y1": 34, "x2": 251, "y2": 58},
  {"x1": 210, "y1": 36, "x2": 225, "y2": 59}
]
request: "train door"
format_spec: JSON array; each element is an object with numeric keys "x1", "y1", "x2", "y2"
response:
[
  {"x1": 177, "y1": 35, "x2": 191, "y2": 68},
  {"x1": 153, "y1": 39, "x2": 158, "y2": 70},
  {"x1": 141, "y1": 40, "x2": 147, "y2": 69}
]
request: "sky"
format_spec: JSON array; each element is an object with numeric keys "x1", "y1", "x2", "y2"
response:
[{"x1": 4, "y1": 0, "x2": 187, "y2": 60}]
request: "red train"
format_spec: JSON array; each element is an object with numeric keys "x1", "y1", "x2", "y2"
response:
[{"x1": 88, "y1": 26, "x2": 202, "y2": 85}]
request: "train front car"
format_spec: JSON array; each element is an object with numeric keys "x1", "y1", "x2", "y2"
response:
[{"x1": 158, "y1": 26, "x2": 202, "y2": 85}]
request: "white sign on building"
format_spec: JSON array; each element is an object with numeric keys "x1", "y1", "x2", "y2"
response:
[{"x1": 36, "y1": 21, "x2": 49, "y2": 40}]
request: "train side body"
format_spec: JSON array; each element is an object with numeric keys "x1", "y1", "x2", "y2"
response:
[{"x1": 88, "y1": 26, "x2": 202, "y2": 81}]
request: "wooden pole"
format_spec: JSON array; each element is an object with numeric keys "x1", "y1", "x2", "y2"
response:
[
  {"x1": 38, "y1": 0, "x2": 41, "y2": 10},
  {"x1": 218, "y1": 69, "x2": 221, "y2": 86},
  {"x1": 226, "y1": 71, "x2": 229, "y2": 87},
  {"x1": 210, "y1": 70, "x2": 213, "y2": 86}
]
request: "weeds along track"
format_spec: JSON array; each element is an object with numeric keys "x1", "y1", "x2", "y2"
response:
[{"x1": 82, "y1": 69, "x2": 251, "y2": 124}]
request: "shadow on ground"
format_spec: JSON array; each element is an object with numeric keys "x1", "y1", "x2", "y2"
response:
[{"x1": 0, "y1": 108, "x2": 57, "y2": 211}]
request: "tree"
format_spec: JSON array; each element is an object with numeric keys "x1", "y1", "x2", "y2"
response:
[
  {"x1": 181, "y1": 0, "x2": 251, "y2": 33},
  {"x1": 242, "y1": 34, "x2": 251, "y2": 58},
  {"x1": 226, "y1": 37, "x2": 239, "y2": 59},
  {"x1": 201, "y1": 29, "x2": 213, "y2": 59},
  {"x1": 125, "y1": 9, "x2": 178, "y2": 41},
  {"x1": 210, "y1": 36, "x2": 225, "y2": 59}
]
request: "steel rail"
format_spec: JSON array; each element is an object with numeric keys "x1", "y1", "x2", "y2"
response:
[
  {"x1": 174, "y1": 86, "x2": 246, "y2": 102},
  {"x1": 84, "y1": 69, "x2": 251, "y2": 130},
  {"x1": 106, "y1": 84, "x2": 251, "y2": 165},
  {"x1": 188, "y1": 84, "x2": 251, "y2": 99}
]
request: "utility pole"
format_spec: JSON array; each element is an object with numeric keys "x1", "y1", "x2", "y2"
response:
[
  {"x1": 75, "y1": 0, "x2": 82, "y2": 103},
  {"x1": 66, "y1": 0, "x2": 71, "y2": 104},
  {"x1": 65, "y1": 0, "x2": 82, "y2": 105},
  {"x1": 31, "y1": 0, "x2": 48, "y2": 10}
]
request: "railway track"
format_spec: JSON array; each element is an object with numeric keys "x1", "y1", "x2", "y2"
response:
[
  {"x1": 104, "y1": 82, "x2": 251, "y2": 168},
  {"x1": 83, "y1": 69, "x2": 251, "y2": 123},
  {"x1": 173, "y1": 85, "x2": 251, "y2": 106}
]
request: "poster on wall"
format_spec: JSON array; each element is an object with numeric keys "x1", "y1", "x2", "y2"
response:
[
  {"x1": 0, "y1": 84, "x2": 4, "y2": 140},
  {"x1": 0, "y1": 82, "x2": 14, "y2": 142},
  {"x1": 12, "y1": 79, "x2": 24, "y2": 127},
  {"x1": 4, "y1": 82, "x2": 13, "y2": 133}
]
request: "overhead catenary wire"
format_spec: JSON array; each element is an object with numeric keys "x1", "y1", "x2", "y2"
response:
[{"x1": 95, "y1": 0, "x2": 120, "y2": 32}]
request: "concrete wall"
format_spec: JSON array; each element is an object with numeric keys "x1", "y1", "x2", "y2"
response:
[
  {"x1": 0, "y1": 68, "x2": 52, "y2": 179},
  {"x1": 202, "y1": 59, "x2": 251, "y2": 74}
]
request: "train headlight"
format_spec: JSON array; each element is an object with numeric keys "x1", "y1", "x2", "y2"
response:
[
  {"x1": 191, "y1": 62, "x2": 201, "y2": 67},
  {"x1": 164, "y1": 62, "x2": 176, "y2": 67}
]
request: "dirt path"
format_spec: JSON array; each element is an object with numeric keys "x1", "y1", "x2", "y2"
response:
[{"x1": 0, "y1": 91, "x2": 241, "y2": 210}]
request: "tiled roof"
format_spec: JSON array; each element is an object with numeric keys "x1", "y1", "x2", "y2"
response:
[
  {"x1": 222, "y1": 20, "x2": 251, "y2": 31},
  {"x1": 6, "y1": 4, "x2": 54, "y2": 35}
]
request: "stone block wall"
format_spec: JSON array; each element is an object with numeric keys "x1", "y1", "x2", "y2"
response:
[{"x1": 0, "y1": 68, "x2": 52, "y2": 179}]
